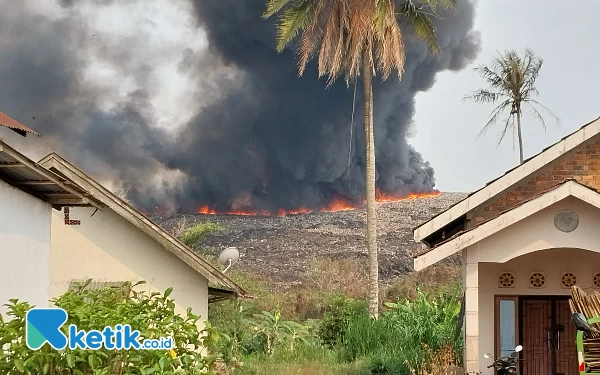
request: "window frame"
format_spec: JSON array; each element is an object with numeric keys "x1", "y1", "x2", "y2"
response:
[{"x1": 494, "y1": 295, "x2": 519, "y2": 358}]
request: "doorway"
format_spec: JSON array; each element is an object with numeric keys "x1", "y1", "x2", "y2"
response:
[{"x1": 519, "y1": 296, "x2": 578, "y2": 375}]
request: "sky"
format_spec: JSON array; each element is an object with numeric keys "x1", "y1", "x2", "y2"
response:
[
  {"x1": 412, "y1": 0, "x2": 600, "y2": 192},
  {"x1": 2, "y1": 0, "x2": 599, "y2": 198}
]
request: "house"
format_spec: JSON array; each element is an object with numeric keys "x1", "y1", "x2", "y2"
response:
[
  {"x1": 1, "y1": 118, "x2": 248, "y2": 324},
  {"x1": 38, "y1": 152, "x2": 248, "y2": 325},
  {"x1": 413, "y1": 116, "x2": 600, "y2": 375}
]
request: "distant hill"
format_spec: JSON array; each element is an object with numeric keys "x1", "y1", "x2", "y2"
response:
[{"x1": 154, "y1": 192, "x2": 468, "y2": 289}]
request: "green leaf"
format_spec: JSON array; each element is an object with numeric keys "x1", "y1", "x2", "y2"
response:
[
  {"x1": 164, "y1": 287, "x2": 173, "y2": 299},
  {"x1": 14, "y1": 358, "x2": 25, "y2": 372},
  {"x1": 398, "y1": 0, "x2": 440, "y2": 55},
  {"x1": 88, "y1": 354, "x2": 96, "y2": 369},
  {"x1": 66, "y1": 353, "x2": 74, "y2": 367}
]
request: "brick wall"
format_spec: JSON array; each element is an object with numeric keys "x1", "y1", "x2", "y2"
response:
[{"x1": 467, "y1": 139, "x2": 600, "y2": 226}]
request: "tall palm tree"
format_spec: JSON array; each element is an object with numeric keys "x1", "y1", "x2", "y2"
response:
[
  {"x1": 464, "y1": 49, "x2": 559, "y2": 164},
  {"x1": 264, "y1": 0, "x2": 450, "y2": 317}
]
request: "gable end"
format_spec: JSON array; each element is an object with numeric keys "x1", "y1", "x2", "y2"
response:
[{"x1": 467, "y1": 137, "x2": 600, "y2": 226}]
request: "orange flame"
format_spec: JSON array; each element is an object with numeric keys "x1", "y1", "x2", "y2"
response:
[
  {"x1": 375, "y1": 188, "x2": 441, "y2": 202},
  {"x1": 196, "y1": 189, "x2": 440, "y2": 217}
]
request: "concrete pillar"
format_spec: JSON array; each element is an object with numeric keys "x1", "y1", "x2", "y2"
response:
[{"x1": 464, "y1": 246, "x2": 479, "y2": 373}]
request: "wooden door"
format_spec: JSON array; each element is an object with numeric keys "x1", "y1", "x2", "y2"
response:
[
  {"x1": 520, "y1": 297, "x2": 578, "y2": 375},
  {"x1": 522, "y1": 299, "x2": 552, "y2": 375},
  {"x1": 555, "y1": 300, "x2": 578, "y2": 375}
]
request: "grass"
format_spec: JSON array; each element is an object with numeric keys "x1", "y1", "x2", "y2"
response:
[
  {"x1": 234, "y1": 343, "x2": 368, "y2": 375},
  {"x1": 181, "y1": 222, "x2": 224, "y2": 247},
  {"x1": 340, "y1": 287, "x2": 462, "y2": 374}
]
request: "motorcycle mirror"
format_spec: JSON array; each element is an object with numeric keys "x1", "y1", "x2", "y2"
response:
[
  {"x1": 483, "y1": 353, "x2": 492, "y2": 359},
  {"x1": 514, "y1": 345, "x2": 523, "y2": 352}
]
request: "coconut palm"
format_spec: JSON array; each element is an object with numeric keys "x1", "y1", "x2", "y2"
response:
[
  {"x1": 464, "y1": 49, "x2": 559, "y2": 164},
  {"x1": 264, "y1": 0, "x2": 451, "y2": 317}
]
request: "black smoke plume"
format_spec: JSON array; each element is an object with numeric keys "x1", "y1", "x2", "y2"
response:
[{"x1": 0, "y1": 0, "x2": 480, "y2": 214}]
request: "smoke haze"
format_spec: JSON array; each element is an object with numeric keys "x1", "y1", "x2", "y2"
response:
[{"x1": 0, "y1": 0, "x2": 480, "y2": 213}]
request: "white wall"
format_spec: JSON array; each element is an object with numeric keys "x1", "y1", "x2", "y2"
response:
[
  {"x1": 465, "y1": 197, "x2": 600, "y2": 374},
  {"x1": 49, "y1": 207, "x2": 209, "y2": 323},
  {"x1": 0, "y1": 179, "x2": 51, "y2": 316}
]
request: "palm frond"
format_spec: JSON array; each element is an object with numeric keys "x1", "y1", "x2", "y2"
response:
[
  {"x1": 297, "y1": 1, "x2": 327, "y2": 76},
  {"x1": 520, "y1": 50, "x2": 543, "y2": 99},
  {"x1": 473, "y1": 65, "x2": 509, "y2": 92},
  {"x1": 374, "y1": 0, "x2": 405, "y2": 80},
  {"x1": 463, "y1": 89, "x2": 507, "y2": 104},
  {"x1": 524, "y1": 102, "x2": 547, "y2": 132},
  {"x1": 374, "y1": 0, "x2": 391, "y2": 35},
  {"x1": 421, "y1": 0, "x2": 457, "y2": 12},
  {"x1": 265, "y1": 0, "x2": 442, "y2": 85},
  {"x1": 496, "y1": 111, "x2": 515, "y2": 147},
  {"x1": 526, "y1": 99, "x2": 561, "y2": 126},
  {"x1": 397, "y1": 0, "x2": 440, "y2": 55},
  {"x1": 274, "y1": 0, "x2": 320, "y2": 53},
  {"x1": 263, "y1": 0, "x2": 293, "y2": 19},
  {"x1": 477, "y1": 99, "x2": 512, "y2": 139}
]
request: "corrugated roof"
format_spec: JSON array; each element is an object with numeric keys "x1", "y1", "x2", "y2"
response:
[
  {"x1": 0, "y1": 139, "x2": 103, "y2": 209},
  {"x1": 0, "y1": 112, "x2": 40, "y2": 137}
]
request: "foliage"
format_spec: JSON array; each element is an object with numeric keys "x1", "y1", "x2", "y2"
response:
[
  {"x1": 318, "y1": 295, "x2": 368, "y2": 347},
  {"x1": 245, "y1": 308, "x2": 311, "y2": 356},
  {"x1": 464, "y1": 49, "x2": 559, "y2": 161},
  {"x1": 0, "y1": 280, "x2": 216, "y2": 375},
  {"x1": 340, "y1": 287, "x2": 463, "y2": 374},
  {"x1": 214, "y1": 306, "x2": 313, "y2": 363},
  {"x1": 206, "y1": 264, "x2": 463, "y2": 374},
  {"x1": 262, "y1": 0, "x2": 450, "y2": 83},
  {"x1": 180, "y1": 222, "x2": 224, "y2": 247}
]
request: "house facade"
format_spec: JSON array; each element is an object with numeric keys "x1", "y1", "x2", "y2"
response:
[
  {"x1": 39, "y1": 152, "x2": 248, "y2": 325},
  {"x1": 414, "y1": 116, "x2": 600, "y2": 375}
]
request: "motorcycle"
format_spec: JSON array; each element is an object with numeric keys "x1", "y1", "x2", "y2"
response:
[{"x1": 483, "y1": 345, "x2": 522, "y2": 375}]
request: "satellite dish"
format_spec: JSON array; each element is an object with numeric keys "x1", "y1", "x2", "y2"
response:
[{"x1": 217, "y1": 247, "x2": 240, "y2": 273}]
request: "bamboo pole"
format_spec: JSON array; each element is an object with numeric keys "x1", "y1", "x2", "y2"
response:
[{"x1": 570, "y1": 286, "x2": 600, "y2": 371}]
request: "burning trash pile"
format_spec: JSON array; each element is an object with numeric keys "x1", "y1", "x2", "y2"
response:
[{"x1": 154, "y1": 192, "x2": 467, "y2": 289}]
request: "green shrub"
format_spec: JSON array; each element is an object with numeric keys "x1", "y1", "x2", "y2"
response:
[
  {"x1": 340, "y1": 286, "x2": 462, "y2": 374},
  {"x1": 181, "y1": 222, "x2": 224, "y2": 247},
  {"x1": 318, "y1": 295, "x2": 368, "y2": 347},
  {"x1": 0, "y1": 279, "x2": 216, "y2": 375}
]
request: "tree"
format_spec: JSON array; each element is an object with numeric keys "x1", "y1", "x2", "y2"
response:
[
  {"x1": 464, "y1": 49, "x2": 559, "y2": 164},
  {"x1": 263, "y1": 0, "x2": 449, "y2": 317}
]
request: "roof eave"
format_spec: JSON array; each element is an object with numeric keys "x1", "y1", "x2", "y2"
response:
[
  {"x1": 413, "y1": 180, "x2": 599, "y2": 271},
  {"x1": 0, "y1": 142, "x2": 103, "y2": 210}
]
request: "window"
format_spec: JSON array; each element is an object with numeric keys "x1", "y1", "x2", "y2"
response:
[{"x1": 496, "y1": 297, "x2": 518, "y2": 357}]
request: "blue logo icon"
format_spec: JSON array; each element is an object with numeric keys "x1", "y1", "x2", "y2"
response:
[
  {"x1": 25, "y1": 307, "x2": 173, "y2": 351},
  {"x1": 26, "y1": 308, "x2": 69, "y2": 350}
]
